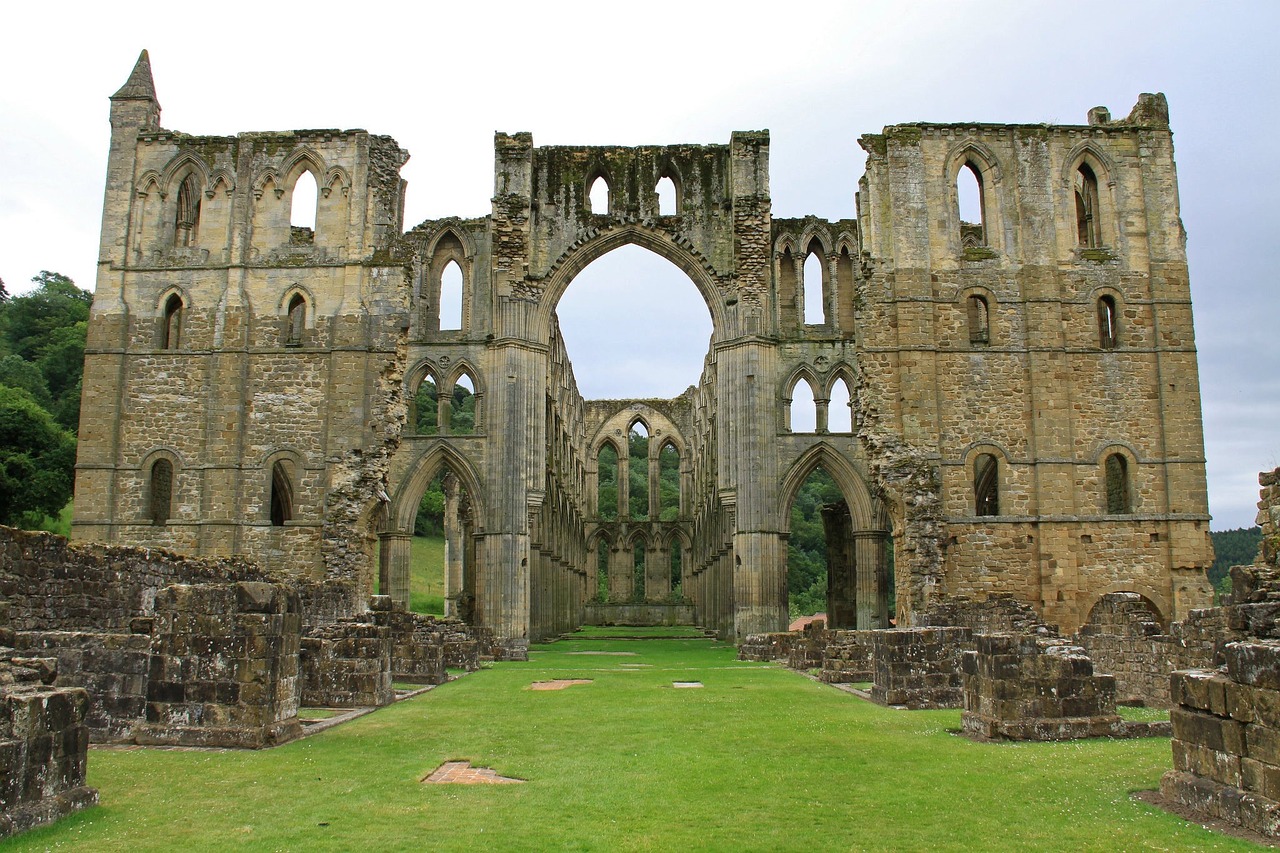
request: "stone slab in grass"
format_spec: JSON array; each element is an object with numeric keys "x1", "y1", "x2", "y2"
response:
[
  {"x1": 422, "y1": 761, "x2": 523, "y2": 785},
  {"x1": 566, "y1": 651, "x2": 638, "y2": 656},
  {"x1": 528, "y1": 679, "x2": 593, "y2": 691},
  {"x1": 672, "y1": 681, "x2": 704, "y2": 688}
]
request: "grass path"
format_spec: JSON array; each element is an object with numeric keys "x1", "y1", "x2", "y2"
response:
[{"x1": 8, "y1": 629, "x2": 1259, "y2": 852}]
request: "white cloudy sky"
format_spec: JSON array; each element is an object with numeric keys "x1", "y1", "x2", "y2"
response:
[{"x1": 1, "y1": 0, "x2": 1275, "y2": 529}]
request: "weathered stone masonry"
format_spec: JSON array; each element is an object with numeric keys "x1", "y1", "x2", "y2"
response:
[{"x1": 74, "y1": 52, "x2": 1213, "y2": 650}]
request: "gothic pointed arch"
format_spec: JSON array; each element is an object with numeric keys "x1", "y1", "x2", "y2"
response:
[
  {"x1": 387, "y1": 442, "x2": 486, "y2": 534},
  {"x1": 777, "y1": 443, "x2": 879, "y2": 532}
]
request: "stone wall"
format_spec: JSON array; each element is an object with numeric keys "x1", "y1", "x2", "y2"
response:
[
  {"x1": 0, "y1": 659, "x2": 96, "y2": 839},
  {"x1": 301, "y1": 622, "x2": 393, "y2": 709},
  {"x1": 1162, "y1": 643, "x2": 1280, "y2": 837},
  {"x1": 817, "y1": 629, "x2": 875, "y2": 684},
  {"x1": 134, "y1": 582, "x2": 302, "y2": 749},
  {"x1": 738, "y1": 632, "x2": 797, "y2": 663},
  {"x1": 961, "y1": 634, "x2": 1131, "y2": 740},
  {"x1": 920, "y1": 594, "x2": 1053, "y2": 635},
  {"x1": 871, "y1": 627, "x2": 971, "y2": 709}
]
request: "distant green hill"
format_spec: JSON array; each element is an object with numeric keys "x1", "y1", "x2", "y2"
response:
[{"x1": 1210, "y1": 526, "x2": 1263, "y2": 597}]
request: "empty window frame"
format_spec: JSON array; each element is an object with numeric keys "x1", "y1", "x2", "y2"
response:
[
  {"x1": 974, "y1": 453, "x2": 1000, "y2": 516},
  {"x1": 286, "y1": 293, "x2": 306, "y2": 346},
  {"x1": 655, "y1": 176, "x2": 677, "y2": 216},
  {"x1": 588, "y1": 176, "x2": 610, "y2": 215},
  {"x1": 597, "y1": 443, "x2": 619, "y2": 520},
  {"x1": 628, "y1": 421, "x2": 649, "y2": 521},
  {"x1": 449, "y1": 372, "x2": 476, "y2": 434},
  {"x1": 967, "y1": 294, "x2": 990, "y2": 345},
  {"x1": 290, "y1": 170, "x2": 318, "y2": 238},
  {"x1": 150, "y1": 459, "x2": 173, "y2": 525},
  {"x1": 161, "y1": 294, "x2": 183, "y2": 349},
  {"x1": 174, "y1": 173, "x2": 201, "y2": 247},
  {"x1": 1097, "y1": 295, "x2": 1118, "y2": 349},
  {"x1": 1104, "y1": 453, "x2": 1131, "y2": 514},
  {"x1": 439, "y1": 260, "x2": 464, "y2": 331},
  {"x1": 789, "y1": 379, "x2": 817, "y2": 432},
  {"x1": 270, "y1": 461, "x2": 294, "y2": 526},
  {"x1": 803, "y1": 241, "x2": 826, "y2": 325},
  {"x1": 828, "y1": 378, "x2": 853, "y2": 433},
  {"x1": 957, "y1": 162, "x2": 986, "y2": 247},
  {"x1": 1075, "y1": 163, "x2": 1101, "y2": 248}
]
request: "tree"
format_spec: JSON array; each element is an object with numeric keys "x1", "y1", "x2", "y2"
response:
[
  {"x1": 0, "y1": 384, "x2": 76, "y2": 526},
  {"x1": 0, "y1": 272, "x2": 92, "y2": 362}
]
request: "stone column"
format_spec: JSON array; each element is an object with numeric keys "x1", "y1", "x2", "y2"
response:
[
  {"x1": 442, "y1": 474, "x2": 463, "y2": 617},
  {"x1": 378, "y1": 532, "x2": 412, "y2": 609},
  {"x1": 822, "y1": 503, "x2": 857, "y2": 628},
  {"x1": 855, "y1": 532, "x2": 890, "y2": 629}
]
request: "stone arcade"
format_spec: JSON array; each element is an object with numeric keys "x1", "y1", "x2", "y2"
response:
[{"x1": 73, "y1": 51, "x2": 1214, "y2": 654}]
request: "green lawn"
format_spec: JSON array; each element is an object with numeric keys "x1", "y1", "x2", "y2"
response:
[{"x1": 7, "y1": 631, "x2": 1258, "y2": 852}]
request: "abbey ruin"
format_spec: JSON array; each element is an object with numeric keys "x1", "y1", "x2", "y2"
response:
[{"x1": 71, "y1": 51, "x2": 1215, "y2": 656}]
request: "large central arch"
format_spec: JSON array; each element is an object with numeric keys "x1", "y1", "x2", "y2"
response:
[{"x1": 534, "y1": 224, "x2": 731, "y2": 343}]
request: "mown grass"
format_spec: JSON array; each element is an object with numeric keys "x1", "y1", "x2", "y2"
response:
[{"x1": 8, "y1": 631, "x2": 1258, "y2": 852}]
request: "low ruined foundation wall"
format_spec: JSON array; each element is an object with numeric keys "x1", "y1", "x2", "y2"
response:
[
  {"x1": 301, "y1": 622, "x2": 393, "y2": 708},
  {"x1": 818, "y1": 630, "x2": 876, "y2": 683},
  {"x1": 919, "y1": 594, "x2": 1051, "y2": 635},
  {"x1": 0, "y1": 660, "x2": 97, "y2": 839},
  {"x1": 961, "y1": 634, "x2": 1131, "y2": 740},
  {"x1": 872, "y1": 627, "x2": 972, "y2": 709},
  {"x1": 738, "y1": 632, "x2": 798, "y2": 663},
  {"x1": 134, "y1": 582, "x2": 302, "y2": 749},
  {"x1": 1162, "y1": 641, "x2": 1280, "y2": 837},
  {"x1": 582, "y1": 603, "x2": 697, "y2": 627}
]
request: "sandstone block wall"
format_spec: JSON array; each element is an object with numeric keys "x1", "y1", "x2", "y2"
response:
[
  {"x1": 0, "y1": 660, "x2": 97, "y2": 839},
  {"x1": 301, "y1": 622, "x2": 393, "y2": 708},
  {"x1": 872, "y1": 627, "x2": 971, "y2": 709},
  {"x1": 135, "y1": 582, "x2": 302, "y2": 749},
  {"x1": 818, "y1": 629, "x2": 875, "y2": 684},
  {"x1": 1162, "y1": 644, "x2": 1280, "y2": 837},
  {"x1": 961, "y1": 634, "x2": 1127, "y2": 740},
  {"x1": 738, "y1": 632, "x2": 797, "y2": 663}
]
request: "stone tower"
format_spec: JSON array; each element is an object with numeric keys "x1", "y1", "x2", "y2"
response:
[{"x1": 74, "y1": 53, "x2": 1213, "y2": 653}]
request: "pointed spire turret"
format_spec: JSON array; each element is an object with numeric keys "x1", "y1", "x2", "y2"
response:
[{"x1": 112, "y1": 50, "x2": 160, "y2": 109}]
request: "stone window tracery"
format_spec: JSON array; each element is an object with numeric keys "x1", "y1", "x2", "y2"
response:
[
  {"x1": 174, "y1": 172, "x2": 201, "y2": 247},
  {"x1": 1075, "y1": 163, "x2": 1102, "y2": 248}
]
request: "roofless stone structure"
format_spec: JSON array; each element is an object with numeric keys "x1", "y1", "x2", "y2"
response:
[{"x1": 73, "y1": 51, "x2": 1214, "y2": 655}]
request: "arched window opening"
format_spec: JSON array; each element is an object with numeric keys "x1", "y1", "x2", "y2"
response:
[
  {"x1": 803, "y1": 243, "x2": 825, "y2": 325},
  {"x1": 596, "y1": 537, "x2": 611, "y2": 600},
  {"x1": 967, "y1": 294, "x2": 990, "y2": 345},
  {"x1": 632, "y1": 541, "x2": 646, "y2": 601},
  {"x1": 150, "y1": 459, "x2": 173, "y2": 525},
  {"x1": 658, "y1": 442, "x2": 680, "y2": 521},
  {"x1": 669, "y1": 539, "x2": 683, "y2": 597},
  {"x1": 829, "y1": 378, "x2": 853, "y2": 433},
  {"x1": 1075, "y1": 163, "x2": 1101, "y2": 248},
  {"x1": 555, "y1": 244, "x2": 712, "y2": 398},
  {"x1": 413, "y1": 376, "x2": 439, "y2": 436},
  {"x1": 974, "y1": 453, "x2": 1000, "y2": 517},
  {"x1": 1105, "y1": 453, "x2": 1131, "y2": 514},
  {"x1": 270, "y1": 460, "x2": 294, "y2": 526},
  {"x1": 1097, "y1": 295, "x2": 1118, "y2": 349},
  {"x1": 161, "y1": 294, "x2": 183, "y2": 350},
  {"x1": 450, "y1": 372, "x2": 476, "y2": 434},
  {"x1": 290, "y1": 170, "x2": 318, "y2": 241},
  {"x1": 655, "y1": 176, "x2": 677, "y2": 216},
  {"x1": 174, "y1": 173, "x2": 201, "y2": 247},
  {"x1": 588, "y1": 176, "x2": 610, "y2": 215},
  {"x1": 286, "y1": 294, "x2": 306, "y2": 346},
  {"x1": 957, "y1": 162, "x2": 985, "y2": 247},
  {"x1": 628, "y1": 421, "x2": 649, "y2": 521},
  {"x1": 789, "y1": 379, "x2": 817, "y2": 433},
  {"x1": 597, "y1": 443, "x2": 619, "y2": 520},
  {"x1": 439, "y1": 260, "x2": 464, "y2": 331}
]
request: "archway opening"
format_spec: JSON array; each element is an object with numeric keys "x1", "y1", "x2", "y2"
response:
[
  {"x1": 377, "y1": 469, "x2": 474, "y2": 618},
  {"x1": 786, "y1": 464, "x2": 894, "y2": 629},
  {"x1": 554, "y1": 244, "x2": 713, "y2": 400}
]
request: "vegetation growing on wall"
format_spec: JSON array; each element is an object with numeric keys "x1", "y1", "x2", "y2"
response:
[{"x1": 1210, "y1": 527, "x2": 1263, "y2": 598}]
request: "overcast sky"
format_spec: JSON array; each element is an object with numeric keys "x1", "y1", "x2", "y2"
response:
[{"x1": 1, "y1": 0, "x2": 1275, "y2": 529}]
